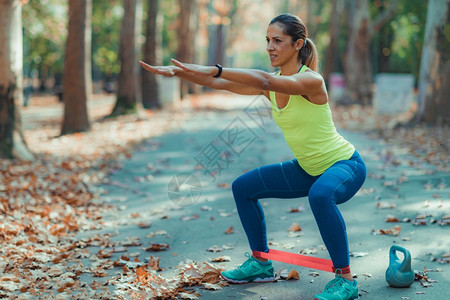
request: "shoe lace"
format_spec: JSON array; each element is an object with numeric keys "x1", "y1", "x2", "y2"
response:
[
  {"x1": 323, "y1": 276, "x2": 351, "y2": 296},
  {"x1": 235, "y1": 252, "x2": 272, "y2": 277},
  {"x1": 237, "y1": 252, "x2": 253, "y2": 270}
]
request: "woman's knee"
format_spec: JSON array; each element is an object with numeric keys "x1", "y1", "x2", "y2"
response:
[
  {"x1": 231, "y1": 176, "x2": 245, "y2": 195},
  {"x1": 232, "y1": 172, "x2": 255, "y2": 199},
  {"x1": 308, "y1": 186, "x2": 333, "y2": 211}
]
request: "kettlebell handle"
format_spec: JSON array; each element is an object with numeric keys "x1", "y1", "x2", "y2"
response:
[{"x1": 390, "y1": 245, "x2": 412, "y2": 273}]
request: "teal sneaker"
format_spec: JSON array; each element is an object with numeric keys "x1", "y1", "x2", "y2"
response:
[
  {"x1": 221, "y1": 252, "x2": 275, "y2": 284},
  {"x1": 314, "y1": 276, "x2": 359, "y2": 300}
]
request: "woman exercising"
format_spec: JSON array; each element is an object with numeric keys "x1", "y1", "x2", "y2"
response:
[{"x1": 141, "y1": 13, "x2": 366, "y2": 300}]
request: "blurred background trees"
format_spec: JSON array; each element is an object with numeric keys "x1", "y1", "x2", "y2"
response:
[
  {"x1": 0, "y1": 0, "x2": 33, "y2": 160},
  {"x1": 1, "y1": 0, "x2": 448, "y2": 159},
  {"x1": 110, "y1": 0, "x2": 143, "y2": 116},
  {"x1": 416, "y1": 0, "x2": 450, "y2": 125},
  {"x1": 61, "y1": 0, "x2": 92, "y2": 134},
  {"x1": 142, "y1": 0, "x2": 162, "y2": 109}
]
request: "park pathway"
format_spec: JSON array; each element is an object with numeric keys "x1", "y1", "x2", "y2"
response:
[{"x1": 79, "y1": 94, "x2": 449, "y2": 299}]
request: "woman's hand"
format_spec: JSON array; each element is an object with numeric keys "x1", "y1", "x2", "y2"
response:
[
  {"x1": 139, "y1": 61, "x2": 181, "y2": 77},
  {"x1": 171, "y1": 59, "x2": 216, "y2": 77}
]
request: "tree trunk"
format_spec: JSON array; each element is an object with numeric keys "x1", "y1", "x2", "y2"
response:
[
  {"x1": 177, "y1": 0, "x2": 196, "y2": 99},
  {"x1": 343, "y1": 0, "x2": 372, "y2": 105},
  {"x1": 323, "y1": 0, "x2": 341, "y2": 82},
  {"x1": 416, "y1": 0, "x2": 450, "y2": 125},
  {"x1": 61, "y1": 0, "x2": 92, "y2": 135},
  {"x1": 343, "y1": 0, "x2": 399, "y2": 105},
  {"x1": 142, "y1": 0, "x2": 161, "y2": 109},
  {"x1": 0, "y1": 0, "x2": 33, "y2": 160},
  {"x1": 111, "y1": 0, "x2": 142, "y2": 116}
]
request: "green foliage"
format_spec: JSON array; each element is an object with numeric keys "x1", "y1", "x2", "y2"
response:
[
  {"x1": 22, "y1": 0, "x2": 123, "y2": 81},
  {"x1": 20, "y1": 0, "x2": 430, "y2": 88},
  {"x1": 371, "y1": 0, "x2": 427, "y2": 81},
  {"x1": 92, "y1": 0, "x2": 123, "y2": 77},
  {"x1": 22, "y1": 0, "x2": 67, "y2": 77},
  {"x1": 159, "y1": 0, "x2": 179, "y2": 65}
]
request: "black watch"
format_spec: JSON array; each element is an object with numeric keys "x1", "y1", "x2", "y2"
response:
[{"x1": 213, "y1": 64, "x2": 223, "y2": 78}]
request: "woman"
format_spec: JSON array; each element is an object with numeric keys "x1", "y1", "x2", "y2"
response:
[{"x1": 140, "y1": 13, "x2": 366, "y2": 300}]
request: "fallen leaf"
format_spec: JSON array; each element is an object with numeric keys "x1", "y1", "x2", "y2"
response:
[
  {"x1": 412, "y1": 219, "x2": 428, "y2": 226},
  {"x1": 309, "y1": 271, "x2": 320, "y2": 277},
  {"x1": 279, "y1": 268, "x2": 289, "y2": 279},
  {"x1": 179, "y1": 292, "x2": 199, "y2": 300},
  {"x1": 202, "y1": 282, "x2": 223, "y2": 290},
  {"x1": 286, "y1": 270, "x2": 300, "y2": 280},
  {"x1": 113, "y1": 247, "x2": 128, "y2": 253},
  {"x1": 282, "y1": 243, "x2": 295, "y2": 249},
  {"x1": 385, "y1": 215, "x2": 399, "y2": 222},
  {"x1": 377, "y1": 202, "x2": 396, "y2": 209},
  {"x1": 224, "y1": 226, "x2": 234, "y2": 234},
  {"x1": 288, "y1": 231, "x2": 303, "y2": 238},
  {"x1": 350, "y1": 252, "x2": 368, "y2": 258},
  {"x1": 206, "y1": 246, "x2": 222, "y2": 253},
  {"x1": 155, "y1": 230, "x2": 168, "y2": 235},
  {"x1": 121, "y1": 236, "x2": 142, "y2": 247},
  {"x1": 201, "y1": 206, "x2": 213, "y2": 211},
  {"x1": 145, "y1": 243, "x2": 169, "y2": 251},
  {"x1": 97, "y1": 249, "x2": 113, "y2": 258},
  {"x1": 288, "y1": 223, "x2": 302, "y2": 232},
  {"x1": 299, "y1": 248, "x2": 317, "y2": 255},
  {"x1": 209, "y1": 255, "x2": 231, "y2": 262},
  {"x1": 146, "y1": 256, "x2": 163, "y2": 271},
  {"x1": 372, "y1": 225, "x2": 401, "y2": 236},
  {"x1": 222, "y1": 244, "x2": 235, "y2": 250},
  {"x1": 137, "y1": 221, "x2": 152, "y2": 228},
  {"x1": 181, "y1": 214, "x2": 199, "y2": 221},
  {"x1": 201, "y1": 262, "x2": 223, "y2": 284},
  {"x1": 287, "y1": 206, "x2": 305, "y2": 213}
]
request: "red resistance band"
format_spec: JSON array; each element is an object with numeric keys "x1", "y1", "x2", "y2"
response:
[{"x1": 252, "y1": 249, "x2": 351, "y2": 274}]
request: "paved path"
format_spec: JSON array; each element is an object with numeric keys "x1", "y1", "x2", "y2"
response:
[{"x1": 81, "y1": 95, "x2": 449, "y2": 299}]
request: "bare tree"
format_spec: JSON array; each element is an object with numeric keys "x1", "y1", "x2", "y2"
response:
[
  {"x1": 323, "y1": 0, "x2": 342, "y2": 82},
  {"x1": 61, "y1": 0, "x2": 92, "y2": 135},
  {"x1": 416, "y1": 0, "x2": 450, "y2": 125},
  {"x1": 0, "y1": 0, "x2": 33, "y2": 160},
  {"x1": 177, "y1": 0, "x2": 197, "y2": 99},
  {"x1": 142, "y1": 0, "x2": 161, "y2": 109},
  {"x1": 343, "y1": 0, "x2": 399, "y2": 105},
  {"x1": 111, "y1": 0, "x2": 143, "y2": 116}
]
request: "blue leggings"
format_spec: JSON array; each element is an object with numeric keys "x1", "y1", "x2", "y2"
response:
[{"x1": 231, "y1": 150, "x2": 366, "y2": 268}]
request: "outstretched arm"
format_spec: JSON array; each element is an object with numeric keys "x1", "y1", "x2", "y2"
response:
[
  {"x1": 171, "y1": 59, "x2": 324, "y2": 97},
  {"x1": 139, "y1": 61, "x2": 265, "y2": 96}
]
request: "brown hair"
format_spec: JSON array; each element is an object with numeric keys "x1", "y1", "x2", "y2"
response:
[{"x1": 269, "y1": 13, "x2": 319, "y2": 71}]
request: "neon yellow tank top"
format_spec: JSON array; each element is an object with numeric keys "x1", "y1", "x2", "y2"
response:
[{"x1": 269, "y1": 65, "x2": 355, "y2": 176}]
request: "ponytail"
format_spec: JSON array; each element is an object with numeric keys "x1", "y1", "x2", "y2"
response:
[{"x1": 299, "y1": 38, "x2": 318, "y2": 72}]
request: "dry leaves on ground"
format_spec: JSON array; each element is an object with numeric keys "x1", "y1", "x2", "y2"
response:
[
  {"x1": 332, "y1": 104, "x2": 449, "y2": 171},
  {"x1": 0, "y1": 94, "x2": 191, "y2": 298},
  {"x1": 372, "y1": 225, "x2": 402, "y2": 236},
  {"x1": 278, "y1": 268, "x2": 300, "y2": 280}
]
